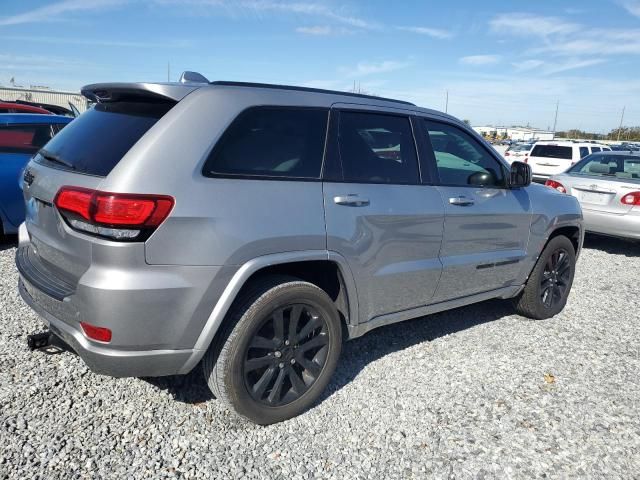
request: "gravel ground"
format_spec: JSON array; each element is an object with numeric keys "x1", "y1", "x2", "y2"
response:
[{"x1": 1, "y1": 234, "x2": 639, "y2": 479}]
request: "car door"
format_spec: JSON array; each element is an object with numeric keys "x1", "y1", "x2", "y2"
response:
[
  {"x1": 417, "y1": 117, "x2": 532, "y2": 302},
  {"x1": 323, "y1": 107, "x2": 445, "y2": 323}
]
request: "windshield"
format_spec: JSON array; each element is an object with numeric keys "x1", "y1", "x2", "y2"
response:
[
  {"x1": 569, "y1": 154, "x2": 640, "y2": 181},
  {"x1": 36, "y1": 101, "x2": 173, "y2": 176}
]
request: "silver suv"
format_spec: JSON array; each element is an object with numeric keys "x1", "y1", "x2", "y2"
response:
[{"x1": 16, "y1": 76, "x2": 583, "y2": 424}]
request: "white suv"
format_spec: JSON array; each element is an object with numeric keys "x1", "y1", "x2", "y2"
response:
[{"x1": 528, "y1": 141, "x2": 612, "y2": 181}]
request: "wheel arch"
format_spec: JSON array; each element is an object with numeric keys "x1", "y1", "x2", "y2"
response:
[{"x1": 179, "y1": 250, "x2": 358, "y2": 374}]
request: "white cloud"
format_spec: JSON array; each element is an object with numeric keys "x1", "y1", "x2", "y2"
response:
[
  {"x1": 512, "y1": 59, "x2": 545, "y2": 71},
  {"x1": 542, "y1": 58, "x2": 606, "y2": 75},
  {"x1": 396, "y1": 26, "x2": 453, "y2": 39},
  {"x1": 0, "y1": 35, "x2": 190, "y2": 48},
  {"x1": 295, "y1": 25, "x2": 332, "y2": 35},
  {"x1": 459, "y1": 55, "x2": 501, "y2": 66},
  {"x1": 621, "y1": 0, "x2": 640, "y2": 17},
  {"x1": 0, "y1": 0, "x2": 127, "y2": 26},
  {"x1": 340, "y1": 60, "x2": 411, "y2": 77},
  {"x1": 490, "y1": 13, "x2": 579, "y2": 37}
]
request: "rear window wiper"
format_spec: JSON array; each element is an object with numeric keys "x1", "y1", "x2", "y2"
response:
[{"x1": 38, "y1": 149, "x2": 75, "y2": 170}]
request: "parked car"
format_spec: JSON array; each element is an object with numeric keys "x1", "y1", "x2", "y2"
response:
[
  {"x1": 546, "y1": 151, "x2": 640, "y2": 239},
  {"x1": 0, "y1": 114, "x2": 72, "y2": 235},
  {"x1": 527, "y1": 140, "x2": 611, "y2": 182},
  {"x1": 504, "y1": 143, "x2": 533, "y2": 163},
  {"x1": 0, "y1": 102, "x2": 52, "y2": 114},
  {"x1": 16, "y1": 76, "x2": 583, "y2": 424},
  {"x1": 10, "y1": 99, "x2": 78, "y2": 117}
]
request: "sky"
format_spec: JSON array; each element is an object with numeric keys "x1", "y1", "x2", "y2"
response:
[{"x1": 1, "y1": 0, "x2": 640, "y2": 133}]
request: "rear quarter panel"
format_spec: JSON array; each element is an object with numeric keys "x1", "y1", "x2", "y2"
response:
[{"x1": 98, "y1": 87, "x2": 332, "y2": 266}]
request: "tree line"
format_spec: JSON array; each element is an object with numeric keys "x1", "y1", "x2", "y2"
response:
[{"x1": 557, "y1": 127, "x2": 640, "y2": 142}]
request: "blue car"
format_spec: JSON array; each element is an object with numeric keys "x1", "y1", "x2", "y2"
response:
[{"x1": 0, "y1": 114, "x2": 72, "y2": 235}]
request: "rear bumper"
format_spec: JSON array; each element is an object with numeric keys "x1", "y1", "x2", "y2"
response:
[
  {"x1": 15, "y1": 227, "x2": 230, "y2": 377},
  {"x1": 583, "y1": 208, "x2": 640, "y2": 239},
  {"x1": 19, "y1": 278, "x2": 197, "y2": 377}
]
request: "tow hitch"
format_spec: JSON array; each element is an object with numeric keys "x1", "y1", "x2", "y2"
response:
[{"x1": 27, "y1": 330, "x2": 66, "y2": 354}]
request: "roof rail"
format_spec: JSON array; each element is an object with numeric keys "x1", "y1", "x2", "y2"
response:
[{"x1": 209, "y1": 81, "x2": 416, "y2": 106}]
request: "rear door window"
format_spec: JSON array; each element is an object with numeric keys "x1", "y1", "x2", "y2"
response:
[
  {"x1": 37, "y1": 102, "x2": 173, "y2": 176},
  {"x1": 591, "y1": 147, "x2": 601, "y2": 153},
  {"x1": 204, "y1": 107, "x2": 328, "y2": 179},
  {"x1": 0, "y1": 124, "x2": 57, "y2": 154},
  {"x1": 336, "y1": 111, "x2": 419, "y2": 184},
  {"x1": 579, "y1": 147, "x2": 589, "y2": 158},
  {"x1": 530, "y1": 145, "x2": 573, "y2": 160}
]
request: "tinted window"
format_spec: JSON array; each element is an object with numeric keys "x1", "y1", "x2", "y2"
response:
[
  {"x1": 205, "y1": 108, "x2": 327, "y2": 179},
  {"x1": 530, "y1": 145, "x2": 573, "y2": 160},
  {"x1": 337, "y1": 112, "x2": 418, "y2": 184},
  {"x1": 38, "y1": 102, "x2": 172, "y2": 176},
  {"x1": 423, "y1": 120, "x2": 505, "y2": 187},
  {"x1": 0, "y1": 124, "x2": 57, "y2": 154},
  {"x1": 569, "y1": 154, "x2": 640, "y2": 180},
  {"x1": 579, "y1": 147, "x2": 589, "y2": 158},
  {"x1": 591, "y1": 146, "x2": 601, "y2": 153}
]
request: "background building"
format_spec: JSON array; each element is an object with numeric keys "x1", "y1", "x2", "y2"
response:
[
  {"x1": 0, "y1": 86, "x2": 88, "y2": 114},
  {"x1": 473, "y1": 125, "x2": 555, "y2": 141}
]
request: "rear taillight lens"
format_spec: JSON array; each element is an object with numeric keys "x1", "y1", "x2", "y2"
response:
[
  {"x1": 621, "y1": 192, "x2": 640, "y2": 206},
  {"x1": 54, "y1": 187, "x2": 174, "y2": 241},
  {"x1": 545, "y1": 179, "x2": 567, "y2": 193}
]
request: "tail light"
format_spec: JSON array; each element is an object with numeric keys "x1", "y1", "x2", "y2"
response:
[
  {"x1": 621, "y1": 192, "x2": 640, "y2": 206},
  {"x1": 54, "y1": 186, "x2": 174, "y2": 241},
  {"x1": 505, "y1": 152, "x2": 510, "y2": 156},
  {"x1": 545, "y1": 179, "x2": 567, "y2": 193}
]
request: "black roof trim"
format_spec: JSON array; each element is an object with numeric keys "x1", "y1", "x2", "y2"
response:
[{"x1": 209, "y1": 81, "x2": 415, "y2": 106}]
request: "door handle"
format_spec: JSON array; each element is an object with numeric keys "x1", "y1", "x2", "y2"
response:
[
  {"x1": 449, "y1": 196, "x2": 474, "y2": 206},
  {"x1": 334, "y1": 195, "x2": 370, "y2": 207}
]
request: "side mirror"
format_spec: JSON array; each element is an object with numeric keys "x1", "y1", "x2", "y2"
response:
[{"x1": 510, "y1": 161, "x2": 532, "y2": 187}]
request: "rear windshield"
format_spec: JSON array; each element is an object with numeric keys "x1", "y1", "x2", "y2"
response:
[
  {"x1": 510, "y1": 144, "x2": 532, "y2": 152},
  {"x1": 569, "y1": 154, "x2": 640, "y2": 180},
  {"x1": 530, "y1": 145, "x2": 573, "y2": 160},
  {"x1": 36, "y1": 101, "x2": 173, "y2": 176}
]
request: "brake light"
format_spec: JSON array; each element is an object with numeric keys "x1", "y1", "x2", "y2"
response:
[
  {"x1": 80, "y1": 322, "x2": 112, "y2": 343},
  {"x1": 54, "y1": 187, "x2": 174, "y2": 241},
  {"x1": 545, "y1": 179, "x2": 567, "y2": 193},
  {"x1": 621, "y1": 192, "x2": 640, "y2": 206},
  {"x1": 505, "y1": 152, "x2": 510, "y2": 156}
]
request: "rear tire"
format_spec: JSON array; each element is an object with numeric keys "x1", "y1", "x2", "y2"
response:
[
  {"x1": 515, "y1": 235, "x2": 576, "y2": 320},
  {"x1": 202, "y1": 275, "x2": 342, "y2": 425}
]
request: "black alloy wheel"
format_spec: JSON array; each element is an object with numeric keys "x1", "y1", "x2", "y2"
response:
[{"x1": 243, "y1": 304, "x2": 329, "y2": 407}]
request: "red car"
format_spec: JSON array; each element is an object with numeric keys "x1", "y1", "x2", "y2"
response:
[{"x1": 0, "y1": 102, "x2": 52, "y2": 114}]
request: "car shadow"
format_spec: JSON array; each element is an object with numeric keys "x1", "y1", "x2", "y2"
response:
[
  {"x1": 0, "y1": 235, "x2": 18, "y2": 252},
  {"x1": 146, "y1": 299, "x2": 515, "y2": 407},
  {"x1": 583, "y1": 233, "x2": 639, "y2": 257}
]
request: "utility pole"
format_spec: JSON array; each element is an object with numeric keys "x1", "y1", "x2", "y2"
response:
[
  {"x1": 552, "y1": 100, "x2": 559, "y2": 139},
  {"x1": 617, "y1": 106, "x2": 626, "y2": 142},
  {"x1": 445, "y1": 90, "x2": 449, "y2": 113}
]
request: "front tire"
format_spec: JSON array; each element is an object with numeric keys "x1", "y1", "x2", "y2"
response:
[
  {"x1": 515, "y1": 235, "x2": 576, "y2": 320},
  {"x1": 203, "y1": 276, "x2": 342, "y2": 425}
]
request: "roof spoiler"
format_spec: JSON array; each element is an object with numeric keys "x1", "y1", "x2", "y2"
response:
[{"x1": 81, "y1": 81, "x2": 201, "y2": 103}]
